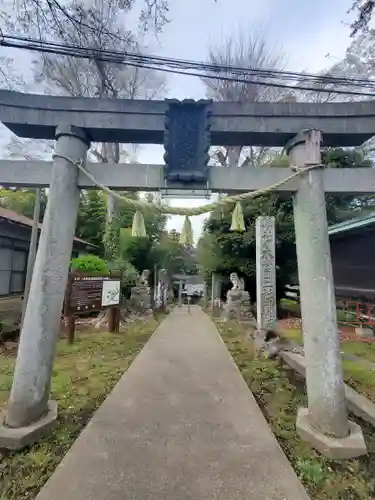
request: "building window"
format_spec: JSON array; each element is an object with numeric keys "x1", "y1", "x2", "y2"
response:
[
  {"x1": 0, "y1": 245, "x2": 27, "y2": 296},
  {"x1": 0, "y1": 248, "x2": 12, "y2": 296},
  {"x1": 10, "y1": 250, "x2": 27, "y2": 294}
]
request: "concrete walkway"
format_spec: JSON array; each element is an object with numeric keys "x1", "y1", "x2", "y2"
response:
[{"x1": 36, "y1": 307, "x2": 309, "y2": 500}]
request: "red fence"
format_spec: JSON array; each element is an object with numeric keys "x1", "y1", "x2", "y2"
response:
[
  {"x1": 336, "y1": 299, "x2": 375, "y2": 342},
  {"x1": 282, "y1": 292, "x2": 375, "y2": 343},
  {"x1": 338, "y1": 300, "x2": 375, "y2": 326}
]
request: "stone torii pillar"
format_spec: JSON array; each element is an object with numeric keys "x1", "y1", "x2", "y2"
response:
[
  {"x1": 0, "y1": 125, "x2": 90, "y2": 450},
  {"x1": 286, "y1": 129, "x2": 366, "y2": 459}
]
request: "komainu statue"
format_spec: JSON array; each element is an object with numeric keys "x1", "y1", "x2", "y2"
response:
[
  {"x1": 138, "y1": 269, "x2": 150, "y2": 286},
  {"x1": 130, "y1": 269, "x2": 152, "y2": 314},
  {"x1": 222, "y1": 272, "x2": 253, "y2": 323}
]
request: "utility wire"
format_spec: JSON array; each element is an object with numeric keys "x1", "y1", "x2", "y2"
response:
[
  {"x1": 3, "y1": 33, "x2": 375, "y2": 88},
  {"x1": 1, "y1": 34, "x2": 375, "y2": 97},
  {"x1": 3, "y1": 34, "x2": 375, "y2": 87},
  {"x1": 4, "y1": 33, "x2": 375, "y2": 88},
  {"x1": 0, "y1": 33, "x2": 371, "y2": 87}
]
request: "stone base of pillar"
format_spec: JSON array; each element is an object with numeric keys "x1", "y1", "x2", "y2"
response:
[
  {"x1": 296, "y1": 407, "x2": 367, "y2": 459},
  {"x1": 0, "y1": 400, "x2": 58, "y2": 450}
]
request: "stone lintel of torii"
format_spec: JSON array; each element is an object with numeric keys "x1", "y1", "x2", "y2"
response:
[
  {"x1": 0, "y1": 96, "x2": 370, "y2": 459},
  {"x1": 0, "y1": 160, "x2": 374, "y2": 194},
  {"x1": 1, "y1": 89, "x2": 375, "y2": 146}
]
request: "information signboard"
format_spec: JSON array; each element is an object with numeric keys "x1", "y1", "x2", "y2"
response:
[
  {"x1": 64, "y1": 273, "x2": 121, "y2": 344},
  {"x1": 65, "y1": 274, "x2": 121, "y2": 314}
]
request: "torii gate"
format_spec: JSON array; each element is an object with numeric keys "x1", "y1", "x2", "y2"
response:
[{"x1": 0, "y1": 90, "x2": 374, "y2": 458}]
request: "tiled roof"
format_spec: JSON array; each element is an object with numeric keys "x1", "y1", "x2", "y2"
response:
[
  {"x1": 328, "y1": 211, "x2": 375, "y2": 236},
  {"x1": 173, "y1": 274, "x2": 204, "y2": 284},
  {"x1": 0, "y1": 207, "x2": 97, "y2": 247}
]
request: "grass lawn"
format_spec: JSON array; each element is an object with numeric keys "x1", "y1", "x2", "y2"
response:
[
  {"x1": 342, "y1": 341, "x2": 375, "y2": 364},
  {"x1": 0, "y1": 315, "x2": 164, "y2": 500},
  {"x1": 280, "y1": 298, "x2": 375, "y2": 332},
  {"x1": 279, "y1": 325, "x2": 375, "y2": 402},
  {"x1": 280, "y1": 298, "x2": 301, "y2": 317},
  {"x1": 217, "y1": 320, "x2": 375, "y2": 500}
]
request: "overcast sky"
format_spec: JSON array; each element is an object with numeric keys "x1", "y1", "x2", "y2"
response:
[{"x1": 0, "y1": 0, "x2": 357, "y2": 240}]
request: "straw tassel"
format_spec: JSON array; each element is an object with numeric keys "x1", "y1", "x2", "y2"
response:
[
  {"x1": 131, "y1": 210, "x2": 147, "y2": 237},
  {"x1": 179, "y1": 216, "x2": 194, "y2": 245},
  {"x1": 230, "y1": 202, "x2": 246, "y2": 232}
]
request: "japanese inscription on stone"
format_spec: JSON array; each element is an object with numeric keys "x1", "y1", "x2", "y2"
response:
[
  {"x1": 65, "y1": 274, "x2": 120, "y2": 314},
  {"x1": 256, "y1": 216, "x2": 276, "y2": 331},
  {"x1": 163, "y1": 99, "x2": 211, "y2": 184}
]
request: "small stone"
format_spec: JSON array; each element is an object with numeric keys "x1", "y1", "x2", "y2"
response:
[{"x1": 355, "y1": 327, "x2": 373, "y2": 338}]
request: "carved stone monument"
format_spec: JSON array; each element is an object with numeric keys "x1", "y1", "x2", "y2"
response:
[
  {"x1": 256, "y1": 216, "x2": 276, "y2": 335},
  {"x1": 222, "y1": 273, "x2": 253, "y2": 323},
  {"x1": 130, "y1": 269, "x2": 152, "y2": 314}
]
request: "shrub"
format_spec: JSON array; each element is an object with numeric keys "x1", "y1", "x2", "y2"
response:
[{"x1": 70, "y1": 254, "x2": 109, "y2": 274}]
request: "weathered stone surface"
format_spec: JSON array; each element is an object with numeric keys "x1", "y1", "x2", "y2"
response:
[
  {"x1": 256, "y1": 216, "x2": 276, "y2": 334},
  {"x1": 296, "y1": 407, "x2": 367, "y2": 459},
  {"x1": 222, "y1": 273, "x2": 254, "y2": 323},
  {"x1": 2, "y1": 89, "x2": 375, "y2": 146},
  {"x1": 2, "y1": 160, "x2": 375, "y2": 195},
  {"x1": 130, "y1": 269, "x2": 152, "y2": 314},
  {"x1": 240, "y1": 290, "x2": 254, "y2": 322},
  {"x1": 0, "y1": 400, "x2": 58, "y2": 451},
  {"x1": 282, "y1": 351, "x2": 375, "y2": 429},
  {"x1": 288, "y1": 129, "x2": 350, "y2": 439},
  {"x1": 164, "y1": 99, "x2": 211, "y2": 185},
  {"x1": 4, "y1": 126, "x2": 89, "y2": 429},
  {"x1": 130, "y1": 285, "x2": 151, "y2": 312},
  {"x1": 282, "y1": 351, "x2": 306, "y2": 377},
  {"x1": 345, "y1": 385, "x2": 375, "y2": 427}
]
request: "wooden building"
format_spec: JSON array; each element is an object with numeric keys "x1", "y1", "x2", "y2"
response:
[
  {"x1": 329, "y1": 212, "x2": 375, "y2": 300},
  {"x1": 0, "y1": 207, "x2": 97, "y2": 296}
]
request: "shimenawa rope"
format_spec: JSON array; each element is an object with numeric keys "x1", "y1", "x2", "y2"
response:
[{"x1": 52, "y1": 154, "x2": 320, "y2": 217}]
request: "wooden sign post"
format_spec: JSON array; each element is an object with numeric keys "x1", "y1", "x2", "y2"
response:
[{"x1": 64, "y1": 273, "x2": 121, "y2": 343}]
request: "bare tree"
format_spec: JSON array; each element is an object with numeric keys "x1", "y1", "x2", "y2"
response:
[
  {"x1": 3, "y1": 0, "x2": 185, "y2": 36},
  {"x1": 292, "y1": 29, "x2": 375, "y2": 105},
  {"x1": 202, "y1": 26, "x2": 287, "y2": 168},
  {"x1": 3, "y1": 0, "x2": 167, "y2": 226},
  {"x1": 31, "y1": 1, "x2": 167, "y2": 193},
  {"x1": 349, "y1": 0, "x2": 375, "y2": 36}
]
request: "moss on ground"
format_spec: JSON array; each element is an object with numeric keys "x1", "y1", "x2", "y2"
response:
[
  {"x1": 216, "y1": 320, "x2": 375, "y2": 500},
  {"x1": 342, "y1": 341, "x2": 375, "y2": 364},
  {"x1": 342, "y1": 359, "x2": 375, "y2": 401},
  {"x1": 280, "y1": 326, "x2": 375, "y2": 402},
  {"x1": 0, "y1": 316, "x2": 163, "y2": 500}
]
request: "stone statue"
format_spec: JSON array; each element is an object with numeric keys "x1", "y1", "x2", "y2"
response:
[
  {"x1": 130, "y1": 269, "x2": 152, "y2": 314},
  {"x1": 222, "y1": 272, "x2": 254, "y2": 323},
  {"x1": 138, "y1": 269, "x2": 150, "y2": 286}
]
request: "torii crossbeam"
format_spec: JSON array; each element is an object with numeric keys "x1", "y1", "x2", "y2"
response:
[
  {"x1": 0, "y1": 160, "x2": 374, "y2": 194},
  {"x1": 1, "y1": 89, "x2": 375, "y2": 146}
]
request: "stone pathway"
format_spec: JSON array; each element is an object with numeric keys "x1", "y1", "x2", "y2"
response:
[{"x1": 36, "y1": 306, "x2": 309, "y2": 500}]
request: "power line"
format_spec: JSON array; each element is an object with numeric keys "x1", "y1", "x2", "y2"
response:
[
  {"x1": 1, "y1": 34, "x2": 375, "y2": 97},
  {"x1": 3, "y1": 33, "x2": 375, "y2": 88},
  {"x1": 4, "y1": 33, "x2": 375, "y2": 88}
]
